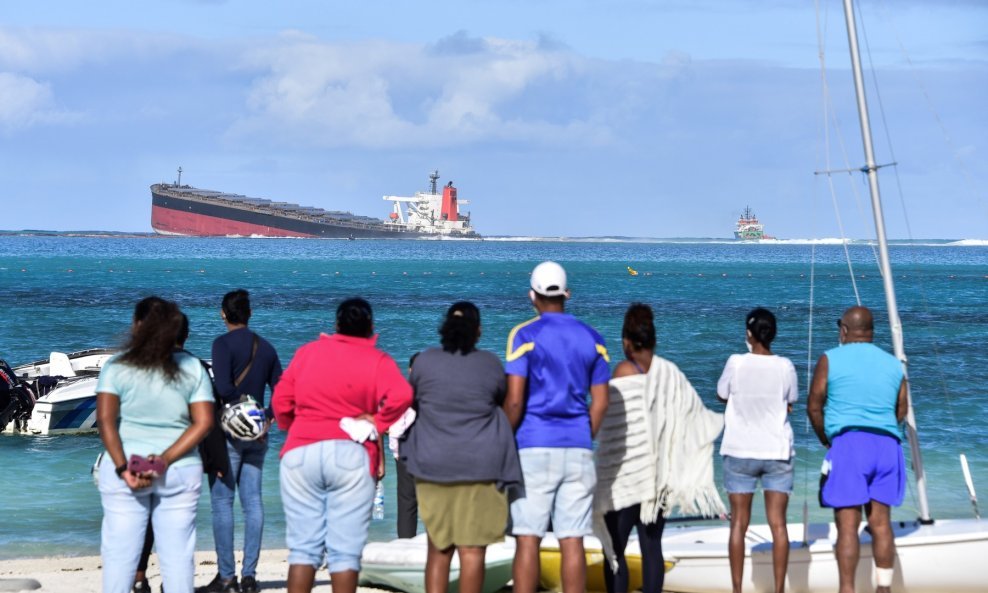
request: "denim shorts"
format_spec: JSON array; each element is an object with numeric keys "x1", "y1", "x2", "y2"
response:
[
  {"x1": 279, "y1": 440, "x2": 374, "y2": 573},
  {"x1": 722, "y1": 455, "x2": 794, "y2": 494},
  {"x1": 510, "y1": 447, "x2": 596, "y2": 539}
]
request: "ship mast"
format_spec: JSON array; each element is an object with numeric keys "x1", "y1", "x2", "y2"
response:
[
  {"x1": 429, "y1": 170, "x2": 440, "y2": 194},
  {"x1": 842, "y1": 0, "x2": 931, "y2": 523}
]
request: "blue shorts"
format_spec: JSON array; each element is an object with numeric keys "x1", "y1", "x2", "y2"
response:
[
  {"x1": 509, "y1": 447, "x2": 595, "y2": 539},
  {"x1": 722, "y1": 456, "x2": 794, "y2": 494},
  {"x1": 820, "y1": 431, "x2": 905, "y2": 508}
]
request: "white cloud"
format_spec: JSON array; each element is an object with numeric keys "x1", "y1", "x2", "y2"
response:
[
  {"x1": 0, "y1": 28, "x2": 198, "y2": 73},
  {"x1": 229, "y1": 33, "x2": 626, "y2": 148},
  {"x1": 0, "y1": 72, "x2": 56, "y2": 129}
]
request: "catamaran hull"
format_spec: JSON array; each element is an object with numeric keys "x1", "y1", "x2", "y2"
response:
[
  {"x1": 661, "y1": 519, "x2": 988, "y2": 593},
  {"x1": 359, "y1": 535, "x2": 515, "y2": 593}
]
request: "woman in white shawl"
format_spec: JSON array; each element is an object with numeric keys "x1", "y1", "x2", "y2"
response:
[{"x1": 594, "y1": 303, "x2": 725, "y2": 593}]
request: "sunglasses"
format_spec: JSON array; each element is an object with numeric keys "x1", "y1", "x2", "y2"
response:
[{"x1": 836, "y1": 319, "x2": 845, "y2": 330}]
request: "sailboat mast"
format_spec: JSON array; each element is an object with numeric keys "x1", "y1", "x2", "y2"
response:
[{"x1": 841, "y1": 0, "x2": 932, "y2": 523}]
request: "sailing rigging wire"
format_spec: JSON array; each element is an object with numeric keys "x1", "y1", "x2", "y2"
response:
[
  {"x1": 813, "y1": 0, "x2": 921, "y2": 521},
  {"x1": 874, "y1": 0, "x2": 986, "y2": 222},
  {"x1": 854, "y1": 0, "x2": 966, "y2": 461},
  {"x1": 813, "y1": 0, "x2": 861, "y2": 306}
]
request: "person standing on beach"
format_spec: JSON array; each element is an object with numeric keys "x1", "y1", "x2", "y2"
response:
[
  {"x1": 401, "y1": 302, "x2": 521, "y2": 593},
  {"x1": 272, "y1": 298, "x2": 413, "y2": 593},
  {"x1": 594, "y1": 303, "x2": 724, "y2": 593},
  {"x1": 717, "y1": 308, "x2": 798, "y2": 593},
  {"x1": 503, "y1": 261, "x2": 610, "y2": 593},
  {"x1": 393, "y1": 353, "x2": 420, "y2": 539},
  {"x1": 594, "y1": 304, "x2": 725, "y2": 593},
  {"x1": 199, "y1": 290, "x2": 282, "y2": 593},
  {"x1": 96, "y1": 297, "x2": 215, "y2": 593},
  {"x1": 808, "y1": 306, "x2": 908, "y2": 593}
]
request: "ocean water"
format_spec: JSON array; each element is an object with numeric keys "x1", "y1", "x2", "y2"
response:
[{"x1": 0, "y1": 236, "x2": 985, "y2": 559}]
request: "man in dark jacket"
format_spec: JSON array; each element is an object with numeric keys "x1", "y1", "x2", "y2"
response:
[{"x1": 198, "y1": 290, "x2": 281, "y2": 593}]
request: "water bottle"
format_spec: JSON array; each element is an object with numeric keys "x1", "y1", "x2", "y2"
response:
[{"x1": 372, "y1": 481, "x2": 385, "y2": 520}]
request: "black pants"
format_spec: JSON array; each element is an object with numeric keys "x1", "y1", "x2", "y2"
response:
[
  {"x1": 602, "y1": 504, "x2": 665, "y2": 593},
  {"x1": 395, "y1": 457, "x2": 418, "y2": 538},
  {"x1": 137, "y1": 516, "x2": 154, "y2": 572}
]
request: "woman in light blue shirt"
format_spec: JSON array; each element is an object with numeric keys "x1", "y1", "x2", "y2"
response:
[{"x1": 96, "y1": 297, "x2": 215, "y2": 593}]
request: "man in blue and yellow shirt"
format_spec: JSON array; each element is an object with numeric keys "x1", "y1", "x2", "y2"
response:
[{"x1": 503, "y1": 261, "x2": 610, "y2": 593}]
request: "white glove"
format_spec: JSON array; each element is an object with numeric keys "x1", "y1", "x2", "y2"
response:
[
  {"x1": 387, "y1": 408, "x2": 418, "y2": 459},
  {"x1": 340, "y1": 417, "x2": 378, "y2": 443}
]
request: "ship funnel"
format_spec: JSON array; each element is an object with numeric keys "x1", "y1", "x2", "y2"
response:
[{"x1": 441, "y1": 181, "x2": 458, "y2": 222}]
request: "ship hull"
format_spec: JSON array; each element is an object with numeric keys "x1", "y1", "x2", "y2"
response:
[{"x1": 152, "y1": 189, "x2": 433, "y2": 239}]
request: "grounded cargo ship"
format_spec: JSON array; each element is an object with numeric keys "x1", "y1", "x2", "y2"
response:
[{"x1": 151, "y1": 169, "x2": 478, "y2": 238}]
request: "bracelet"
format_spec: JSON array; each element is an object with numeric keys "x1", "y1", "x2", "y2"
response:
[{"x1": 115, "y1": 463, "x2": 128, "y2": 477}]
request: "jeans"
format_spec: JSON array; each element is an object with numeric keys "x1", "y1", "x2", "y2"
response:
[
  {"x1": 99, "y1": 457, "x2": 202, "y2": 593},
  {"x1": 280, "y1": 440, "x2": 374, "y2": 573},
  {"x1": 209, "y1": 438, "x2": 267, "y2": 579},
  {"x1": 722, "y1": 455, "x2": 795, "y2": 494}
]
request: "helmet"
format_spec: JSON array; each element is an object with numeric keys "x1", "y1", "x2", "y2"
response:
[{"x1": 220, "y1": 396, "x2": 268, "y2": 441}]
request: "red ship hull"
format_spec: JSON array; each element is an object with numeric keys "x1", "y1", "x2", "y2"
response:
[{"x1": 151, "y1": 204, "x2": 313, "y2": 237}]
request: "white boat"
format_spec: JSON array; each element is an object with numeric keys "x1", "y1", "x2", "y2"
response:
[
  {"x1": 659, "y1": 1, "x2": 988, "y2": 591},
  {"x1": 3, "y1": 349, "x2": 115, "y2": 435},
  {"x1": 662, "y1": 519, "x2": 988, "y2": 593},
  {"x1": 359, "y1": 534, "x2": 515, "y2": 593}
]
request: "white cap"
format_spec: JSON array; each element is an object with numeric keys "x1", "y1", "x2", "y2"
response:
[{"x1": 530, "y1": 261, "x2": 568, "y2": 297}]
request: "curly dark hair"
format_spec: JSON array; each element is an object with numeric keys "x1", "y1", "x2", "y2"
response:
[{"x1": 118, "y1": 296, "x2": 185, "y2": 381}]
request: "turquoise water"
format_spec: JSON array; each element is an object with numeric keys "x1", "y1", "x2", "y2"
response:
[{"x1": 0, "y1": 236, "x2": 986, "y2": 559}]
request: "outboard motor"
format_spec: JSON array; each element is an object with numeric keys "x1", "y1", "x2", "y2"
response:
[{"x1": 0, "y1": 360, "x2": 36, "y2": 433}]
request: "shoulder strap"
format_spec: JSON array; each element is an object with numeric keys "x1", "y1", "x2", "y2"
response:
[{"x1": 234, "y1": 334, "x2": 260, "y2": 389}]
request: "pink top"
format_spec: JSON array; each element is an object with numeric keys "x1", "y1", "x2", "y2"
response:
[{"x1": 272, "y1": 333, "x2": 413, "y2": 475}]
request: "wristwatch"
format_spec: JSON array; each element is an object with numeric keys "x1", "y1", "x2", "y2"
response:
[{"x1": 115, "y1": 462, "x2": 128, "y2": 477}]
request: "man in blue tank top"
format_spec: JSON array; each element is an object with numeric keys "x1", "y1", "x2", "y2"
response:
[
  {"x1": 807, "y1": 306, "x2": 908, "y2": 593},
  {"x1": 503, "y1": 261, "x2": 610, "y2": 593}
]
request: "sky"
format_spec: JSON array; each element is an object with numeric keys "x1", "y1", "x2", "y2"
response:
[{"x1": 0, "y1": 0, "x2": 985, "y2": 239}]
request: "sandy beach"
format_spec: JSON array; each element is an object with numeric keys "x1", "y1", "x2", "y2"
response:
[{"x1": 0, "y1": 549, "x2": 393, "y2": 593}]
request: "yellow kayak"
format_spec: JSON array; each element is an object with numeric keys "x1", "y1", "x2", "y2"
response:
[{"x1": 538, "y1": 536, "x2": 673, "y2": 592}]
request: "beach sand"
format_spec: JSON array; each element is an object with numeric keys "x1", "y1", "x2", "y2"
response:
[{"x1": 0, "y1": 549, "x2": 394, "y2": 593}]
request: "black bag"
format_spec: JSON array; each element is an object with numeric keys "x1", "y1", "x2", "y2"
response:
[
  {"x1": 195, "y1": 336, "x2": 259, "y2": 477},
  {"x1": 196, "y1": 359, "x2": 232, "y2": 478}
]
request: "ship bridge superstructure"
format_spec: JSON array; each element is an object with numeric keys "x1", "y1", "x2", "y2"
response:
[{"x1": 383, "y1": 170, "x2": 475, "y2": 237}]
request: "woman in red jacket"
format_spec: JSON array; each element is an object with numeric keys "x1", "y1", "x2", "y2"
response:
[{"x1": 272, "y1": 298, "x2": 413, "y2": 593}]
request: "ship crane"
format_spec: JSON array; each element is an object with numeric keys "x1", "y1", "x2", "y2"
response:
[{"x1": 382, "y1": 195, "x2": 420, "y2": 224}]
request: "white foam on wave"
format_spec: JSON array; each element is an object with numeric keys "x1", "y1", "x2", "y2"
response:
[
  {"x1": 484, "y1": 236, "x2": 860, "y2": 245},
  {"x1": 944, "y1": 239, "x2": 988, "y2": 247},
  {"x1": 759, "y1": 237, "x2": 853, "y2": 245}
]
